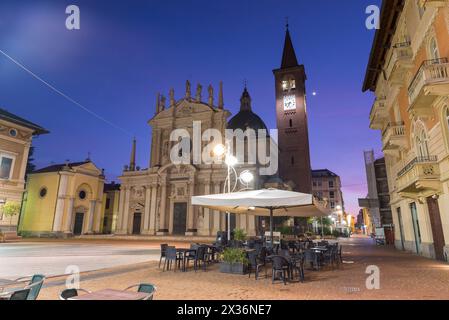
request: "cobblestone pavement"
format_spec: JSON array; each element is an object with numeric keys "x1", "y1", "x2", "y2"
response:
[{"x1": 31, "y1": 236, "x2": 449, "y2": 300}]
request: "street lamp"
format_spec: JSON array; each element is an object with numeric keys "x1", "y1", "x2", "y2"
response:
[{"x1": 213, "y1": 143, "x2": 254, "y2": 241}]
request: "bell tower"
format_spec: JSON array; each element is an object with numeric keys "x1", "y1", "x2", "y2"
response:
[{"x1": 273, "y1": 25, "x2": 312, "y2": 193}]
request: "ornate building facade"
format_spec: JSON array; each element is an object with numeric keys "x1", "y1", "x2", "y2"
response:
[
  {"x1": 364, "y1": 0, "x2": 449, "y2": 260},
  {"x1": 0, "y1": 108, "x2": 48, "y2": 231},
  {"x1": 116, "y1": 83, "x2": 263, "y2": 237}
]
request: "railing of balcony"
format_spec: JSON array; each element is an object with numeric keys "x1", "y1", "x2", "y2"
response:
[
  {"x1": 382, "y1": 121, "x2": 405, "y2": 137},
  {"x1": 369, "y1": 96, "x2": 387, "y2": 119},
  {"x1": 408, "y1": 58, "x2": 449, "y2": 102},
  {"x1": 397, "y1": 155, "x2": 438, "y2": 178}
]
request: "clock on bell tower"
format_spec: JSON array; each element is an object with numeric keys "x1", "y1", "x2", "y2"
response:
[{"x1": 273, "y1": 25, "x2": 312, "y2": 194}]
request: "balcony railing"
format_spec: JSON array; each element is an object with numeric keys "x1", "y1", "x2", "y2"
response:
[
  {"x1": 382, "y1": 121, "x2": 405, "y2": 137},
  {"x1": 397, "y1": 155, "x2": 438, "y2": 178},
  {"x1": 408, "y1": 58, "x2": 449, "y2": 105}
]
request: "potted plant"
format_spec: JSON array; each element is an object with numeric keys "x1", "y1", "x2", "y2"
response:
[{"x1": 219, "y1": 248, "x2": 249, "y2": 275}]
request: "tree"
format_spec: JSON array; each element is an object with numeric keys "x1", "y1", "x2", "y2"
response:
[
  {"x1": 26, "y1": 146, "x2": 36, "y2": 178},
  {"x1": 2, "y1": 202, "x2": 21, "y2": 226}
]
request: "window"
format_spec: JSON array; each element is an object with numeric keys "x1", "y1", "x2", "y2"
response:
[
  {"x1": 9, "y1": 129, "x2": 17, "y2": 137},
  {"x1": 39, "y1": 187, "x2": 47, "y2": 198},
  {"x1": 429, "y1": 38, "x2": 439, "y2": 60},
  {"x1": 417, "y1": 1, "x2": 425, "y2": 18},
  {"x1": 416, "y1": 129, "x2": 429, "y2": 158},
  {"x1": 0, "y1": 155, "x2": 14, "y2": 180},
  {"x1": 446, "y1": 108, "x2": 449, "y2": 131},
  {"x1": 105, "y1": 198, "x2": 111, "y2": 210},
  {"x1": 282, "y1": 79, "x2": 296, "y2": 92},
  {"x1": 329, "y1": 180, "x2": 334, "y2": 189},
  {"x1": 79, "y1": 190, "x2": 87, "y2": 200},
  {"x1": 330, "y1": 201, "x2": 335, "y2": 209},
  {"x1": 312, "y1": 181, "x2": 317, "y2": 187},
  {"x1": 330, "y1": 191, "x2": 335, "y2": 199},
  {"x1": 289, "y1": 119, "x2": 293, "y2": 128},
  {"x1": 291, "y1": 156, "x2": 295, "y2": 166}
]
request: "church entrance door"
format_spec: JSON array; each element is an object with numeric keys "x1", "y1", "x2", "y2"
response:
[
  {"x1": 73, "y1": 213, "x2": 84, "y2": 235},
  {"x1": 132, "y1": 213, "x2": 142, "y2": 235},
  {"x1": 173, "y1": 203, "x2": 187, "y2": 235}
]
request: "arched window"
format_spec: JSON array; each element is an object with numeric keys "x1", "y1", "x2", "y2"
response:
[
  {"x1": 416, "y1": 129, "x2": 429, "y2": 159},
  {"x1": 289, "y1": 119, "x2": 293, "y2": 128},
  {"x1": 446, "y1": 107, "x2": 449, "y2": 130},
  {"x1": 429, "y1": 38, "x2": 439, "y2": 60}
]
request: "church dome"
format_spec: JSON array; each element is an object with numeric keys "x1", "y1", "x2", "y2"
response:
[{"x1": 227, "y1": 87, "x2": 269, "y2": 134}]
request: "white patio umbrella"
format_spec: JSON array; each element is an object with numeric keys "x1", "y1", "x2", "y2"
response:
[{"x1": 191, "y1": 189, "x2": 330, "y2": 242}]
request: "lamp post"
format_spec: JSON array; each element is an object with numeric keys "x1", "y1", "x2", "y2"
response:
[{"x1": 213, "y1": 143, "x2": 254, "y2": 241}]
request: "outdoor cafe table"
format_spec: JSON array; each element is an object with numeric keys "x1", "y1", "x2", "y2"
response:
[
  {"x1": 70, "y1": 289, "x2": 149, "y2": 300},
  {"x1": 176, "y1": 248, "x2": 195, "y2": 272}
]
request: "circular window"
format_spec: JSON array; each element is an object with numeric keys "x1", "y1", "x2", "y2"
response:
[
  {"x1": 79, "y1": 190, "x2": 87, "y2": 200},
  {"x1": 9, "y1": 129, "x2": 17, "y2": 137},
  {"x1": 39, "y1": 187, "x2": 47, "y2": 198}
]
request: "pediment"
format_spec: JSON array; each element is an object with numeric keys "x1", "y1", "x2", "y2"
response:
[{"x1": 73, "y1": 162, "x2": 102, "y2": 176}]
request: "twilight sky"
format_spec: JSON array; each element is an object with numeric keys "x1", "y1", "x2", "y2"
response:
[{"x1": 0, "y1": 0, "x2": 383, "y2": 215}]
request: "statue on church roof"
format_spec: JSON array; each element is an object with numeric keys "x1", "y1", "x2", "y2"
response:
[
  {"x1": 169, "y1": 88, "x2": 175, "y2": 106},
  {"x1": 208, "y1": 84, "x2": 214, "y2": 106},
  {"x1": 195, "y1": 84, "x2": 202, "y2": 102},
  {"x1": 185, "y1": 80, "x2": 191, "y2": 99}
]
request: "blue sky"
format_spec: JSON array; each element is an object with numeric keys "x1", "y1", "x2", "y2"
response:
[{"x1": 0, "y1": 0, "x2": 383, "y2": 215}]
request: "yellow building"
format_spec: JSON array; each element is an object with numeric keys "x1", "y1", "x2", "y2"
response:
[
  {"x1": 364, "y1": 0, "x2": 449, "y2": 260},
  {"x1": 100, "y1": 182, "x2": 120, "y2": 234},
  {"x1": 19, "y1": 161, "x2": 105, "y2": 237},
  {"x1": 0, "y1": 108, "x2": 48, "y2": 231}
]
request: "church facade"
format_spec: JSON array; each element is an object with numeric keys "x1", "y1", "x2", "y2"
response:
[
  {"x1": 116, "y1": 83, "x2": 262, "y2": 237},
  {"x1": 115, "y1": 26, "x2": 311, "y2": 237}
]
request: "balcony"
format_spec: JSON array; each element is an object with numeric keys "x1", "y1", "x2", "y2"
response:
[
  {"x1": 382, "y1": 122, "x2": 407, "y2": 157},
  {"x1": 396, "y1": 156, "x2": 441, "y2": 198},
  {"x1": 385, "y1": 42, "x2": 413, "y2": 85},
  {"x1": 408, "y1": 58, "x2": 449, "y2": 117},
  {"x1": 369, "y1": 96, "x2": 388, "y2": 130},
  {"x1": 418, "y1": 0, "x2": 449, "y2": 8}
]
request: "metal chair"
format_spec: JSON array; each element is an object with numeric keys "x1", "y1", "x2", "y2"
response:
[
  {"x1": 159, "y1": 244, "x2": 169, "y2": 269},
  {"x1": 9, "y1": 289, "x2": 31, "y2": 300},
  {"x1": 124, "y1": 283, "x2": 157, "y2": 300},
  {"x1": 59, "y1": 288, "x2": 91, "y2": 300},
  {"x1": 270, "y1": 255, "x2": 291, "y2": 285},
  {"x1": 163, "y1": 246, "x2": 182, "y2": 271},
  {"x1": 25, "y1": 274, "x2": 45, "y2": 300}
]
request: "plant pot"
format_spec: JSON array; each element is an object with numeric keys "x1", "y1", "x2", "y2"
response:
[{"x1": 219, "y1": 262, "x2": 248, "y2": 275}]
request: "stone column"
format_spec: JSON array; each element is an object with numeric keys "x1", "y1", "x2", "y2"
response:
[
  {"x1": 248, "y1": 215, "x2": 257, "y2": 236},
  {"x1": 53, "y1": 172, "x2": 70, "y2": 233},
  {"x1": 202, "y1": 181, "x2": 211, "y2": 236},
  {"x1": 157, "y1": 182, "x2": 168, "y2": 235},
  {"x1": 212, "y1": 182, "x2": 221, "y2": 234},
  {"x1": 122, "y1": 188, "x2": 131, "y2": 234},
  {"x1": 93, "y1": 199, "x2": 103, "y2": 233},
  {"x1": 87, "y1": 200, "x2": 96, "y2": 233},
  {"x1": 148, "y1": 185, "x2": 158, "y2": 234},
  {"x1": 186, "y1": 177, "x2": 196, "y2": 236},
  {"x1": 18, "y1": 142, "x2": 31, "y2": 184},
  {"x1": 116, "y1": 187, "x2": 126, "y2": 233},
  {"x1": 142, "y1": 186, "x2": 152, "y2": 233},
  {"x1": 63, "y1": 198, "x2": 75, "y2": 234}
]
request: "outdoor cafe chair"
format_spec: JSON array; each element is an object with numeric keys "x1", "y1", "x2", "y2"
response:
[
  {"x1": 9, "y1": 288, "x2": 31, "y2": 300},
  {"x1": 163, "y1": 247, "x2": 182, "y2": 272},
  {"x1": 291, "y1": 254, "x2": 305, "y2": 283},
  {"x1": 124, "y1": 283, "x2": 157, "y2": 300},
  {"x1": 270, "y1": 255, "x2": 291, "y2": 285},
  {"x1": 159, "y1": 244, "x2": 169, "y2": 269},
  {"x1": 1, "y1": 274, "x2": 46, "y2": 300},
  {"x1": 25, "y1": 274, "x2": 45, "y2": 300},
  {"x1": 59, "y1": 288, "x2": 91, "y2": 300},
  {"x1": 304, "y1": 249, "x2": 320, "y2": 271},
  {"x1": 191, "y1": 245, "x2": 210, "y2": 272},
  {"x1": 247, "y1": 250, "x2": 267, "y2": 280}
]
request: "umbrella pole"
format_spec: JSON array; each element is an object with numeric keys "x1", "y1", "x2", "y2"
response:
[{"x1": 270, "y1": 208, "x2": 273, "y2": 248}]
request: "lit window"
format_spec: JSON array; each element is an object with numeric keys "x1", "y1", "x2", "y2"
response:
[
  {"x1": 0, "y1": 155, "x2": 14, "y2": 180},
  {"x1": 282, "y1": 80, "x2": 289, "y2": 91}
]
